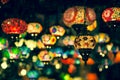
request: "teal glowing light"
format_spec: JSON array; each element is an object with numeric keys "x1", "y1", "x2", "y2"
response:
[{"x1": 27, "y1": 70, "x2": 39, "y2": 79}]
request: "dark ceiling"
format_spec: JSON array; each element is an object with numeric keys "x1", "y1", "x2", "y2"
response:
[{"x1": 0, "y1": 0, "x2": 120, "y2": 36}]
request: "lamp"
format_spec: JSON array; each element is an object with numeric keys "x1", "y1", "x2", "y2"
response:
[
  {"x1": 1, "y1": 18, "x2": 27, "y2": 40},
  {"x1": 63, "y1": 6, "x2": 96, "y2": 63},
  {"x1": 102, "y1": 7, "x2": 120, "y2": 44}
]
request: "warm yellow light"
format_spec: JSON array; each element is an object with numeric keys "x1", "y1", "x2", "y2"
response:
[
  {"x1": 1, "y1": 62, "x2": 8, "y2": 69},
  {"x1": 20, "y1": 69, "x2": 27, "y2": 76},
  {"x1": 55, "y1": 63, "x2": 61, "y2": 69}
]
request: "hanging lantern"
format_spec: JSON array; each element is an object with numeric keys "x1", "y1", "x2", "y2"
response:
[
  {"x1": 74, "y1": 35, "x2": 96, "y2": 50},
  {"x1": 74, "y1": 34, "x2": 96, "y2": 62},
  {"x1": 102, "y1": 7, "x2": 120, "y2": 22},
  {"x1": 34, "y1": 60, "x2": 45, "y2": 68},
  {"x1": 41, "y1": 34, "x2": 57, "y2": 46},
  {"x1": 24, "y1": 39, "x2": 37, "y2": 51},
  {"x1": 2, "y1": 47, "x2": 21, "y2": 59},
  {"x1": 19, "y1": 46, "x2": 30, "y2": 59},
  {"x1": 49, "y1": 25, "x2": 65, "y2": 39},
  {"x1": 27, "y1": 70, "x2": 39, "y2": 79},
  {"x1": 102, "y1": 7, "x2": 120, "y2": 31},
  {"x1": 63, "y1": 6, "x2": 96, "y2": 27},
  {"x1": 1, "y1": 18, "x2": 27, "y2": 34},
  {"x1": 53, "y1": 47, "x2": 63, "y2": 57},
  {"x1": 94, "y1": 33, "x2": 110, "y2": 44},
  {"x1": 27, "y1": 22, "x2": 43, "y2": 36},
  {"x1": 38, "y1": 50, "x2": 54, "y2": 63},
  {"x1": 63, "y1": 36, "x2": 76, "y2": 46},
  {"x1": 87, "y1": 20, "x2": 97, "y2": 31},
  {"x1": 0, "y1": 37, "x2": 8, "y2": 50}
]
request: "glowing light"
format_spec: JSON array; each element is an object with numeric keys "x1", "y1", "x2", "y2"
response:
[
  {"x1": 20, "y1": 69, "x2": 27, "y2": 76},
  {"x1": 1, "y1": 62, "x2": 8, "y2": 69}
]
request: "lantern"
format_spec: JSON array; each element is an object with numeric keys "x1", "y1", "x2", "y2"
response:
[
  {"x1": 102, "y1": 7, "x2": 120, "y2": 33},
  {"x1": 24, "y1": 39, "x2": 37, "y2": 51},
  {"x1": 94, "y1": 33, "x2": 110, "y2": 44},
  {"x1": 27, "y1": 70, "x2": 39, "y2": 79},
  {"x1": 63, "y1": 36, "x2": 76, "y2": 46},
  {"x1": 102, "y1": 7, "x2": 120, "y2": 22},
  {"x1": 0, "y1": 37, "x2": 8, "y2": 50},
  {"x1": 34, "y1": 60, "x2": 45, "y2": 68},
  {"x1": 49, "y1": 25, "x2": 65, "y2": 39},
  {"x1": 63, "y1": 6, "x2": 96, "y2": 27},
  {"x1": 38, "y1": 50, "x2": 54, "y2": 63},
  {"x1": 2, "y1": 47, "x2": 21, "y2": 59},
  {"x1": 1, "y1": 18, "x2": 27, "y2": 34},
  {"x1": 19, "y1": 46, "x2": 30, "y2": 59},
  {"x1": 74, "y1": 34, "x2": 96, "y2": 62},
  {"x1": 87, "y1": 20, "x2": 97, "y2": 31},
  {"x1": 27, "y1": 22, "x2": 43, "y2": 36},
  {"x1": 41, "y1": 34, "x2": 57, "y2": 46}
]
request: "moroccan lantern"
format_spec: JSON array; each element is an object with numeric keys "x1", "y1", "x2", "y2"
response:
[
  {"x1": 27, "y1": 70, "x2": 39, "y2": 79},
  {"x1": 41, "y1": 34, "x2": 57, "y2": 47},
  {"x1": 63, "y1": 6, "x2": 96, "y2": 27},
  {"x1": 49, "y1": 25, "x2": 65, "y2": 39},
  {"x1": 0, "y1": 37, "x2": 8, "y2": 50},
  {"x1": 24, "y1": 39, "x2": 37, "y2": 51},
  {"x1": 94, "y1": 33, "x2": 110, "y2": 44},
  {"x1": 1, "y1": 18, "x2": 27, "y2": 34},
  {"x1": 38, "y1": 50, "x2": 54, "y2": 64},
  {"x1": 102, "y1": 7, "x2": 120, "y2": 43},
  {"x1": 102, "y1": 7, "x2": 120, "y2": 23},
  {"x1": 74, "y1": 33, "x2": 96, "y2": 62},
  {"x1": 2, "y1": 47, "x2": 21, "y2": 59},
  {"x1": 102, "y1": 7, "x2": 120, "y2": 29},
  {"x1": 63, "y1": 36, "x2": 76, "y2": 46},
  {"x1": 19, "y1": 46, "x2": 30, "y2": 59},
  {"x1": 27, "y1": 22, "x2": 43, "y2": 36}
]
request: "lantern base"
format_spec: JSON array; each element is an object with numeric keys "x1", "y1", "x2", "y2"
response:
[{"x1": 78, "y1": 49, "x2": 92, "y2": 63}]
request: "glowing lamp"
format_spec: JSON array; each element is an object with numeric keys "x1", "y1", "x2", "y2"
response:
[
  {"x1": 41, "y1": 34, "x2": 56, "y2": 46},
  {"x1": 94, "y1": 33, "x2": 110, "y2": 43},
  {"x1": 86, "y1": 73, "x2": 98, "y2": 80},
  {"x1": 38, "y1": 50, "x2": 54, "y2": 62},
  {"x1": 74, "y1": 35, "x2": 96, "y2": 62},
  {"x1": 2, "y1": 47, "x2": 21, "y2": 59},
  {"x1": 74, "y1": 35, "x2": 96, "y2": 50},
  {"x1": 49, "y1": 25, "x2": 65, "y2": 37},
  {"x1": 0, "y1": 37, "x2": 8, "y2": 50},
  {"x1": 34, "y1": 60, "x2": 44, "y2": 68},
  {"x1": 24, "y1": 39, "x2": 37, "y2": 50},
  {"x1": 63, "y1": 6, "x2": 96, "y2": 27},
  {"x1": 87, "y1": 20, "x2": 97, "y2": 31},
  {"x1": 19, "y1": 46, "x2": 30, "y2": 59},
  {"x1": 63, "y1": 36, "x2": 76, "y2": 46},
  {"x1": 102, "y1": 7, "x2": 120, "y2": 32},
  {"x1": 102, "y1": 7, "x2": 120, "y2": 22},
  {"x1": 1, "y1": 18, "x2": 27, "y2": 34},
  {"x1": 27, "y1": 22, "x2": 43, "y2": 36},
  {"x1": 27, "y1": 70, "x2": 39, "y2": 79}
]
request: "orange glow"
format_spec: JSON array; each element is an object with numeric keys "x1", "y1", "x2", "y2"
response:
[
  {"x1": 87, "y1": 58, "x2": 95, "y2": 65},
  {"x1": 86, "y1": 73, "x2": 98, "y2": 80},
  {"x1": 114, "y1": 51, "x2": 120, "y2": 63}
]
